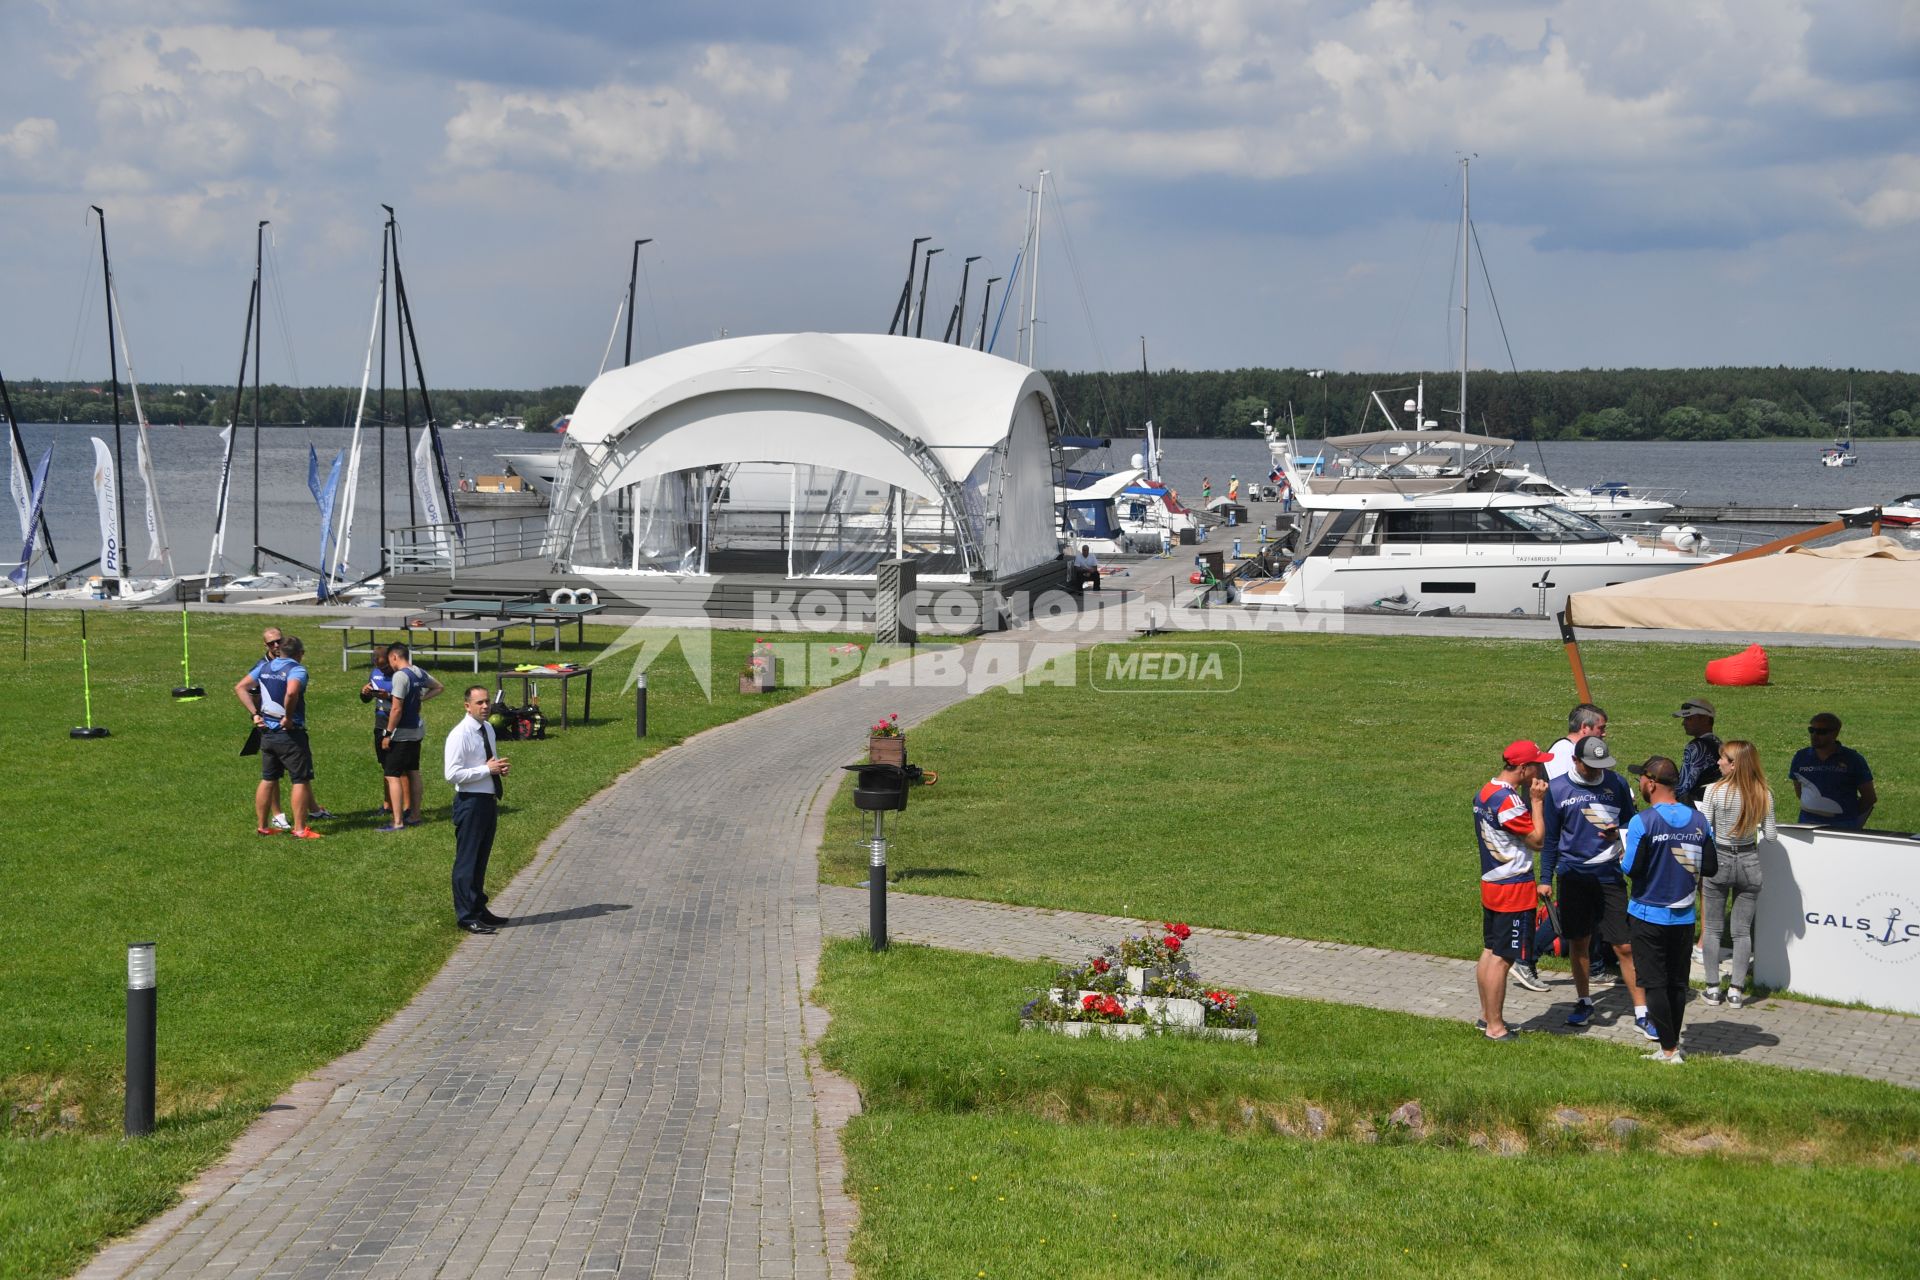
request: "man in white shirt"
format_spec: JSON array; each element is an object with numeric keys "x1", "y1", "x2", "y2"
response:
[
  {"x1": 1545, "y1": 703, "x2": 1608, "y2": 781},
  {"x1": 443, "y1": 685, "x2": 511, "y2": 935},
  {"x1": 1069, "y1": 543, "x2": 1101, "y2": 593}
]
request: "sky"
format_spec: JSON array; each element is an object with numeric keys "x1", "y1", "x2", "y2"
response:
[{"x1": 1, "y1": 0, "x2": 1916, "y2": 391}]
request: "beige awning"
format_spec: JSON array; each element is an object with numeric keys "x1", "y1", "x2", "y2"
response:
[{"x1": 1566, "y1": 536, "x2": 1920, "y2": 642}]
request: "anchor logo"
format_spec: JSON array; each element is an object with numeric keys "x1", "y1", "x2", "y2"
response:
[{"x1": 1873, "y1": 906, "x2": 1912, "y2": 948}]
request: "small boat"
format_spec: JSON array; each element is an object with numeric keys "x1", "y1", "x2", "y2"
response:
[
  {"x1": 1822, "y1": 385, "x2": 1860, "y2": 466},
  {"x1": 1495, "y1": 469, "x2": 1682, "y2": 523},
  {"x1": 1880, "y1": 494, "x2": 1920, "y2": 527}
]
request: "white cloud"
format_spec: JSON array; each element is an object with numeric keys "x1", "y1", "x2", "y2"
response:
[
  {"x1": 442, "y1": 81, "x2": 733, "y2": 173},
  {"x1": 0, "y1": 117, "x2": 60, "y2": 161},
  {"x1": 698, "y1": 44, "x2": 792, "y2": 101},
  {"x1": 1857, "y1": 154, "x2": 1920, "y2": 229}
]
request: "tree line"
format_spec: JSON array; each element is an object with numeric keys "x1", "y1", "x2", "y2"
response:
[
  {"x1": 1045, "y1": 366, "x2": 1920, "y2": 441},
  {"x1": 8, "y1": 366, "x2": 1918, "y2": 443},
  {"x1": 2, "y1": 381, "x2": 581, "y2": 433}
]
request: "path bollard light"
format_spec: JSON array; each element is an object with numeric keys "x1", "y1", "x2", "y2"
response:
[
  {"x1": 634, "y1": 671, "x2": 648, "y2": 739},
  {"x1": 125, "y1": 941, "x2": 156, "y2": 1137},
  {"x1": 844, "y1": 763, "x2": 909, "y2": 950}
]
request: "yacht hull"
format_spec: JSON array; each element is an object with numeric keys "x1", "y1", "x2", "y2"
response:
[{"x1": 1242, "y1": 549, "x2": 1709, "y2": 618}]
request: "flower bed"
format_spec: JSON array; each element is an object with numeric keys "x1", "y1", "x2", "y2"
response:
[{"x1": 1019, "y1": 922, "x2": 1257, "y2": 1043}]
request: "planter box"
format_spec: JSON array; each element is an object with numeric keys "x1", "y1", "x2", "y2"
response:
[
  {"x1": 868, "y1": 734, "x2": 906, "y2": 766},
  {"x1": 1021, "y1": 1020, "x2": 1146, "y2": 1040},
  {"x1": 1139, "y1": 997, "x2": 1205, "y2": 1028},
  {"x1": 1020, "y1": 1018, "x2": 1256, "y2": 1044}
]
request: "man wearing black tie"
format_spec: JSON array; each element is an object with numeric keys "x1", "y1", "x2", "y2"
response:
[{"x1": 443, "y1": 686, "x2": 511, "y2": 935}]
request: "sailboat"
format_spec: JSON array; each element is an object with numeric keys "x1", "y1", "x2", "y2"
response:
[{"x1": 1821, "y1": 382, "x2": 1859, "y2": 467}]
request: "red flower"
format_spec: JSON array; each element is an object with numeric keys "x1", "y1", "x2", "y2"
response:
[
  {"x1": 1099, "y1": 996, "x2": 1125, "y2": 1018},
  {"x1": 1166, "y1": 922, "x2": 1192, "y2": 940},
  {"x1": 1162, "y1": 935, "x2": 1182, "y2": 952},
  {"x1": 1082, "y1": 993, "x2": 1100, "y2": 1010},
  {"x1": 1091, "y1": 957, "x2": 1110, "y2": 974}
]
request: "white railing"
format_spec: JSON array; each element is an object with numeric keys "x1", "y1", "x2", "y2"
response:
[{"x1": 388, "y1": 514, "x2": 550, "y2": 577}]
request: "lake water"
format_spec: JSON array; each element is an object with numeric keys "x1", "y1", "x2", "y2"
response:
[{"x1": 10, "y1": 423, "x2": 1920, "y2": 577}]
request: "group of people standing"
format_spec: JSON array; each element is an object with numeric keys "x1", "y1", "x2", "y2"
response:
[
  {"x1": 1473, "y1": 696, "x2": 1878, "y2": 1064},
  {"x1": 233, "y1": 625, "x2": 514, "y2": 934}
]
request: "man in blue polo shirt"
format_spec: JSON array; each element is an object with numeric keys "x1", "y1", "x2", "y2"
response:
[
  {"x1": 1790, "y1": 712, "x2": 1877, "y2": 829},
  {"x1": 235, "y1": 634, "x2": 322, "y2": 839},
  {"x1": 1620, "y1": 755, "x2": 1718, "y2": 1064},
  {"x1": 1541, "y1": 736, "x2": 1655, "y2": 1037}
]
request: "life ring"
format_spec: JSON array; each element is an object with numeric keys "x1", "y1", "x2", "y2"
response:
[
  {"x1": 575, "y1": 588, "x2": 598, "y2": 606},
  {"x1": 551, "y1": 587, "x2": 577, "y2": 605}
]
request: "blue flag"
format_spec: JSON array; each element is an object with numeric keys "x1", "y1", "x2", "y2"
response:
[
  {"x1": 8, "y1": 444, "x2": 52, "y2": 588},
  {"x1": 309, "y1": 444, "x2": 343, "y2": 601}
]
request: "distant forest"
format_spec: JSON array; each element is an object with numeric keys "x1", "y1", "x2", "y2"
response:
[{"x1": 6, "y1": 366, "x2": 1918, "y2": 443}]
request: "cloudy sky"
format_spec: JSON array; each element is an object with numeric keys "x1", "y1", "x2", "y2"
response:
[{"x1": 2, "y1": 0, "x2": 1916, "y2": 391}]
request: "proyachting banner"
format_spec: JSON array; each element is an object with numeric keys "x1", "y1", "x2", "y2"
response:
[
  {"x1": 7, "y1": 428, "x2": 30, "y2": 543},
  {"x1": 91, "y1": 437, "x2": 120, "y2": 580},
  {"x1": 8, "y1": 444, "x2": 51, "y2": 587},
  {"x1": 411, "y1": 431, "x2": 453, "y2": 562},
  {"x1": 206, "y1": 425, "x2": 235, "y2": 581},
  {"x1": 135, "y1": 428, "x2": 164, "y2": 567}
]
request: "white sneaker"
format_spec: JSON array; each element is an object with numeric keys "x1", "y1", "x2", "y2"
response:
[
  {"x1": 1643, "y1": 1048, "x2": 1684, "y2": 1065},
  {"x1": 270, "y1": 813, "x2": 291, "y2": 830},
  {"x1": 1513, "y1": 963, "x2": 1550, "y2": 993},
  {"x1": 1727, "y1": 989, "x2": 1745, "y2": 1009}
]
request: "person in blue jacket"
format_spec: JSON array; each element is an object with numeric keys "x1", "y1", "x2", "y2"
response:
[
  {"x1": 1541, "y1": 736, "x2": 1653, "y2": 1036},
  {"x1": 1620, "y1": 756, "x2": 1719, "y2": 1064}
]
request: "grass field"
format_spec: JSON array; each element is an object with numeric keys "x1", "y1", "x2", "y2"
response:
[
  {"x1": 817, "y1": 941, "x2": 1920, "y2": 1278},
  {"x1": 821, "y1": 633, "x2": 1917, "y2": 962},
  {"x1": 0, "y1": 607, "x2": 866, "y2": 1280}
]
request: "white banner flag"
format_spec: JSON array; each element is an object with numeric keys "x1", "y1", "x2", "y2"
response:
[
  {"x1": 412, "y1": 431, "x2": 451, "y2": 561},
  {"x1": 91, "y1": 437, "x2": 121, "y2": 581}
]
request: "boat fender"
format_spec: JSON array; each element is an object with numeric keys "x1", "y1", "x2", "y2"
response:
[
  {"x1": 551, "y1": 587, "x2": 577, "y2": 605},
  {"x1": 1660, "y1": 524, "x2": 1682, "y2": 546},
  {"x1": 1706, "y1": 644, "x2": 1770, "y2": 687},
  {"x1": 575, "y1": 588, "x2": 598, "y2": 605},
  {"x1": 1189, "y1": 571, "x2": 1207, "y2": 585}
]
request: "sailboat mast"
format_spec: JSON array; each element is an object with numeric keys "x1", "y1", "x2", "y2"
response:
[
  {"x1": 250, "y1": 220, "x2": 266, "y2": 572},
  {"x1": 92, "y1": 207, "x2": 129, "y2": 581},
  {"x1": 378, "y1": 212, "x2": 390, "y2": 565},
  {"x1": 1458, "y1": 157, "x2": 1470, "y2": 430},
  {"x1": 977, "y1": 276, "x2": 999, "y2": 351},
  {"x1": 624, "y1": 239, "x2": 651, "y2": 366},
  {"x1": 1032, "y1": 172, "x2": 1050, "y2": 365}
]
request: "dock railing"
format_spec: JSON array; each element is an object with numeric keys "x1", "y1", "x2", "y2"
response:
[{"x1": 388, "y1": 514, "x2": 551, "y2": 578}]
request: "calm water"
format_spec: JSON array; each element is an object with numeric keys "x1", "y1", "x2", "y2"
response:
[
  {"x1": 11, "y1": 424, "x2": 562, "y2": 577},
  {"x1": 11, "y1": 423, "x2": 1920, "y2": 576}
]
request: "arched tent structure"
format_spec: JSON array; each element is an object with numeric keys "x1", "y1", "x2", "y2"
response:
[{"x1": 543, "y1": 333, "x2": 1061, "y2": 581}]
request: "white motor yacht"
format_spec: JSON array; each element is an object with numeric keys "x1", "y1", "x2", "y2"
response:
[
  {"x1": 1494, "y1": 468, "x2": 1681, "y2": 523},
  {"x1": 1241, "y1": 435, "x2": 1720, "y2": 617}
]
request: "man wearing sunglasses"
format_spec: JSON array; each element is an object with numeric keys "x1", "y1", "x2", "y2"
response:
[{"x1": 1790, "y1": 713, "x2": 1876, "y2": 829}]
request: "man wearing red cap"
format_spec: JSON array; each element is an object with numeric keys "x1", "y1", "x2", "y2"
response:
[{"x1": 1472, "y1": 740, "x2": 1553, "y2": 1040}]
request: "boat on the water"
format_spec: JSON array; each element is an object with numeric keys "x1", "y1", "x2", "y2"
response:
[
  {"x1": 1239, "y1": 431, "x2": 1721, "y2": 617},
  {"x1": 1880, "y1": 494, "x2": 1920, "y2": 527}
]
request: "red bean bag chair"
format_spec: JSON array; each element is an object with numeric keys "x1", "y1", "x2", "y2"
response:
[{"x1": 1706, "y1": 644, "x2": 1769, "y2": 686}]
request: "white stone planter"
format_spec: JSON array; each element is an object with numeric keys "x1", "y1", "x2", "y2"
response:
[
  {"x1": 1021, "y1": 1020, "x2": 1147, "y2": 1039},
  {"x1": 1139, "y1": 997, "x2": 1205, "y2": 1028}
]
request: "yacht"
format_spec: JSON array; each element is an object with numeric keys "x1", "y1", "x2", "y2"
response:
[
  {"x1": 1493, "y1": 468, "x2": 1681, "y2": 523},
  {"x1": 1879, "y1": 494, "x2": 1920, "y2": 527},
  {"x1": 1239, "y1": 433, "x2": 1720, "y2": 617}
]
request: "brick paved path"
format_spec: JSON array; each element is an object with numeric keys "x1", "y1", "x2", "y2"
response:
[
  {"x1": 86, "y1": 640, "x2": 1074, "y2": 1280},
  {"x1": 818, "y1": 888, "x2": 1920, "y2": 1089}
]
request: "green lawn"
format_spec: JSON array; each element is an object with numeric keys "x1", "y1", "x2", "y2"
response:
[
  {"x1": 822, "y1": 634, "x2": 1917, "y2": 962},
  {"x1": 818, "y1": 941, "x2": 1920, "y2": 1279},
  {"x1": 0, "y1": 608, "x2": 869, "y2": 1280}
]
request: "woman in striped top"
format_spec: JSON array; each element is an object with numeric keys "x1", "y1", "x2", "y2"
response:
[{"x1": 1700, "y1": 740, "x2": 1776, "y2": 1008}]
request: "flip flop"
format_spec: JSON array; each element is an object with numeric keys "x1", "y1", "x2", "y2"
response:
[{"x1": 1483, "y1": 1028, "x2": 1519, "y2": 1042}]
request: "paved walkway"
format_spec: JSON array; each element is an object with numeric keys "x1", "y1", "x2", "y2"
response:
[
  {"x1": 817, "y1": 888, "x2": 1920, "y2": 1089},
  {"x1": 84, "y1": 638, "x2": 1079, "y2": 1280}
]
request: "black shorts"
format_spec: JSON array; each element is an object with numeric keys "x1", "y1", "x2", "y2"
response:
[
  {"x1": 1628, "y1": 917, "x2": 1694, "y2": 990},
  {"x1": 260, "y1": 727, "x2": 314, "y2": 784},
  {"x1": 372, "y1": 730, "x2": 388, "y2": 767},
  {"x1": 382, "y1": 737, "x2": 422, "y2": 778},
  {"x1": 1558, "y1": 875, "x2": 1631, "y2": 947},
  {"x1": 1482, "y1": 907, "x2": 1534, "y2": 963}
]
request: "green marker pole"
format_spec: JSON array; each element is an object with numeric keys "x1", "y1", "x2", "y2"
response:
[
  {"x1": 172, "y1": 605, "x2": 205, "y2": 700},
  {"x1": 72, "y1": 610, "x2": 110, "y2": 738}
]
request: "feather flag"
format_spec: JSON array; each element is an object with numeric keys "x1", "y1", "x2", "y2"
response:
[
  {"x1": 205, "y1": 425, "x2": 236, "y2": 583},
  {"x1": 308, "y1": 444, "x2": 343, "y2": 602},
  {"x1": 8, "y1": 444, "x2": 51, "y2": 588},
  {"x1": 91, "y1": 437, "x2": 121, "y2": 581}
]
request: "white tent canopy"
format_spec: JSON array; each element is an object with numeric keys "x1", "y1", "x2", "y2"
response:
[{"x1": 545, "y1": 333, "x2": 1060, "y2": 579}]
